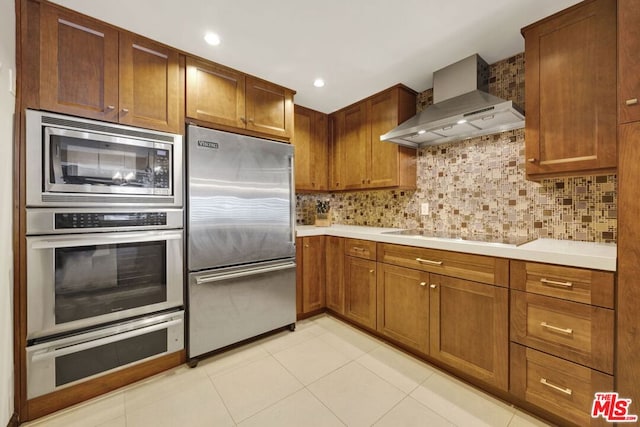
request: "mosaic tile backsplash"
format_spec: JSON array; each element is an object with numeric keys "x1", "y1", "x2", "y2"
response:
[{"x1": 296, "y1": 53, "x2": 617, "y2": 243}]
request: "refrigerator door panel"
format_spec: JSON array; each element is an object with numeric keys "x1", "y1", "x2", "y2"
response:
[
  {"x1": 188, "y1": 260, "x2": 296, "y2": 358},
  {"x1": 188, "y1": 126, "x2": 295, "y2": 271}
]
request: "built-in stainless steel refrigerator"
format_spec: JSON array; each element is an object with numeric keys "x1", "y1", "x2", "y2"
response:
[{"x1": 186, "y1": 125, "x2": 296, "y2": 362}]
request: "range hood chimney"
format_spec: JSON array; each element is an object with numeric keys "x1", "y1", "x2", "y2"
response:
[{"x1": 381, "y1": 54, "x2": 524, "y2": 147}]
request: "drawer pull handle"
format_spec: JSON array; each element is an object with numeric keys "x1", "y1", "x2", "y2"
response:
[
  {"x1": 369, "y1": 269, "x2": 375, "y2": 274},
  {"x1": 540, "y1": 378, "x2": 573, "y2": 396},
  {"x1": 352, "y1": 247, "x2": 365, "y2": 252},
  {"x1": 419, "y1": 282, "x2": 427, "y2": 287},
  {"x1": 540, "y1": 322, "x2": 573, "y2": 335},
  {"x1": 430, "y1": 284, "x2": 437, "y2": 289},
  {"x1": 626, "y1": 98, "x2": 639, "y2": 106},
  {"x1": 416, "y1": 257, "x2": 443, "y2": 266},
  {"x1": 540, "y1": 278, "x2": 573, "y2": 288}
]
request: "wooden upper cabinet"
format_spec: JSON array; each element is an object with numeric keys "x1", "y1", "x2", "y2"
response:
[
  {"x1": 39, "y1": 3, "x2": 182, "y2": 133},
  {"x1": 119, "y1": 34, "x2": 181, "y2": 132},
  {"x1": 40, "y1": 5, "x2": 119, "y2": 122},
  {"x1": 330, "y1": 85, "x2": 417, "y2": 191},
  {"x1": 186, "y1": 57, "x2": 294, "y2": 141},
  {"x1": 293, "y1": 105, "x2": 328, "y2": 191},
  {"x1": 522, "y1": 0, "x2": 617, "y2": 179},
  {"x1": 619, "y1": 0, "x2": 640, "y2": 124}
]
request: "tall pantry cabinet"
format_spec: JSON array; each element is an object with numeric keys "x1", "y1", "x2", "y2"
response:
[{"x1": 617, "y1": 0, "x2": 640, "y2": 412}]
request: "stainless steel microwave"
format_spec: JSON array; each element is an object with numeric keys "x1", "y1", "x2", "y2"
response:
[{"x1": 26, "y1": 109, "x2": 183, "y2": 207}]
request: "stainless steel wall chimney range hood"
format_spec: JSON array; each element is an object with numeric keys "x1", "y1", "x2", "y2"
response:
[{"x1": 381, "y1": 54, "x2": 524, "y2": 147}]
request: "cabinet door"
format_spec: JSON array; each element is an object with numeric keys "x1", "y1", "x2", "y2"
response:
[
  {"x1": 377, "y1": 264, "x2": 429, "y2": 354},
  {"x1": 301, "y1": 236, "x2": 326, "y2": 313},
  {"x1": 293, "y1": 106, "x2": 328, "y2": 191},
  {"x1": 344, "y1": 256, "x2": 376, "y2": 329},
  {"x1": 245, "y1": 77, "x2": 294, "y2": 140},
  {"x1": 325, "y1": 236, "x2": 345, "y2": 314},
  {"x1": 619, "y1": 0, "x2": 640, "y2": 124},
  {"x1": 312, "y1": 112, "x2": 329, "y2": 190},
  {"x1": 339, "y1": 103, "x2": 369, "y2": 189},
  {"x1": 40, "y1": 5, "x2": 119, "y2": 122},
  {"x1": 329, "y1": 112, "x2": 346, "y2": 190},
  {"x1": 119, "y1": 34, "x2": 181, "y2": 133},
  {"x1": 186, "y1": 57, "x2": 246, "y2": 129},
  {"x1": 430, "y1": 274, "x2": 508, "y2": 390},
  {"x1": 523, "y1": 0, "x2": 616, "y2": 178}
]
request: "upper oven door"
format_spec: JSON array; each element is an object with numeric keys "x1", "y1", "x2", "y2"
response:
[
  {"x1": 26, "y1": 109, "x2": 183, "y2": 208},
  {"x1": 26, "y1": 229, "x2": 184, "y2": 340}
]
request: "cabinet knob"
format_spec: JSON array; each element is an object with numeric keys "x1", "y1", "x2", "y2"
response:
[
  {"x1": 430, "y1": 284, "x2": 437, "y2": 289},
  {"x1": 240, "y1": 117, "x2": 247, "y2": 123},
  {"x1": 419, "y1": 282, "x2": 427, "y2": 287},
  {"x1": 121, "y1": 108, "x2": 129, "y2": 113},
  {"x1": 106, "y1": 105, "x2": 115, "y2": 110},
  {"x1": 304, "y1": 244, "x2": 309, "y2": 248},
  {"x1": 527, "y1": 158, "x2": 536, "y2": 163},
  {"x1": 369, "y1": 269, "x2": 375, "y2": 274},
  {"x1": 626, "y1": 98, "x2": 639, "y2": 106},
  {"x1": 362, "y1": 179, "x2": 365, "y2": 184}
]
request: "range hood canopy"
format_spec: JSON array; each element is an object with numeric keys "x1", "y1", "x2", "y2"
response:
[{"x1": 381, "y1": 54, "x2": 524, "y2": 147}]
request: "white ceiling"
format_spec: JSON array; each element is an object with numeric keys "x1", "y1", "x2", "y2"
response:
[{"x1": 51, "y1": 0, "x2": 581, "y2": 114}]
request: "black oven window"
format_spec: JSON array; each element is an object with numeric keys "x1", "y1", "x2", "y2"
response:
[{"x1": 54, "y1": 241, "x2": 167, "y2": 323}]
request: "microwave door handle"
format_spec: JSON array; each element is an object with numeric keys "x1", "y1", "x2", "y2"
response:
[
  {"x1": 30, "y1": 231, "x2": 182, "y2": 249},
  {"x1": 30, "y1": 318, "x2": 183, "y2": 362},
  {"x1": 195, "y1": 261, "x2": 296, "y2": 285}
]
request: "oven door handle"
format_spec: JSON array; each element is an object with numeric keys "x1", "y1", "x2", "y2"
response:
[
  {"x1": 30, "y1": 318, "x2": 182, "y2": 362},
  {"x1": 30, "y1": 231, "x2": 182, "y2": 249},
  {"x1": 195, "y1": 262, "x2": 296, "y2": 285}
]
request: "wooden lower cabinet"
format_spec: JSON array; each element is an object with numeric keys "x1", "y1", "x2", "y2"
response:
[
  {"x1": 376, "y1": 264, "x2": 429, "y2": 354},
  {"x1": 511, "y1": 343, "x2": 613, "y2": 427},
  {"x1": 297, "y1": 236, "x2": 326, "y2": 315},
  {"x1": 344, "y1": 256, "x2": 377, "y2": 329},
  {"x1": 429, "y1": 274, "x2": 509, "y2": 390},
  {"x1": 325, "y1": 236, "x2": 345, "y2": 314}
]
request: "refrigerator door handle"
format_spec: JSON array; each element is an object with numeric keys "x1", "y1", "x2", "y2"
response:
[
  {"x1": 195, "y1": 262, "x2": 296, "y2": 285},
  {"x1": 288, "y1": 154, "x2": 296, "y2": 244}
]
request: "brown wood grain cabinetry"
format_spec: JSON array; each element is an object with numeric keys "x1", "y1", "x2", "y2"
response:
[
  {"x1": 330, "y1": 85, "x2": 417, "y2": 190},
  {"x1": 511, "y1": 344, "x2": 613, "y2": 427},
  {"x1": 617, "y1": 122, "x2": 640, "y2": 407},
  {"x1": 344, "y1": 239, "x2": 377, "y2": 329},
  {"x1": 521, "y1": 0, "x2": 617, "y2": 179},
  {"x1": 186, "y1": 57, "x2": 294, "y2": 141},
  {"x1": 618, "y1": 0, "x2": 640, "y2": 124},
  {"x1": 293, "y1": 105, "x2": 328, "y2": 191},
  {"x1": 297, "y1": 236, "x2": 326, "y2": 315},
  {"x1": 377, "y1": 263, "x2": 429, "y2": 354},
  {"x1": 39, "y1": 3, "x2": 181, "y2": 133},
  {"x1": 511, "y1": 290, "x2": 614, "y2": 374},
  {"x1": 430, "y1": 274, "x2": 509, "y2": 390},
  {"x1": 325, "y1": 236, "x2": 345, "y2": 314}
]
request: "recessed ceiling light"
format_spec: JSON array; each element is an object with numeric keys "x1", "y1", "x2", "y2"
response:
[
  {"x1": 313, "y1": 78, "x2": 325, "y2": 88},
  {"x1": 417, "y1": 130, "x2": 426, "y2": 135},
  {"x1": 457, "y1": 119, "x2": 467, "y2": 124},
  {"x1": 204, "y1": 33, "x2": 221, "y2": 46}
]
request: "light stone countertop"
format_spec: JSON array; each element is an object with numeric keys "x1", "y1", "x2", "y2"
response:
[{"x1": 296, "y1": 224, "x2": 617, "y2": 272}]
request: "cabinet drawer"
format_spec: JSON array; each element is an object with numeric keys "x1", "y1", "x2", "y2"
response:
[
  {"x1": 344, "y1": 238, "x2": 377, "y2": 260},
  {"x1": 511, "y1": 260, "x2": 614, "y2": 308},
  {"x1": 511, "y1": 291, "x2": 613, "y2": 373},
  {"x1": 511, "y1": 343, "x2": 613, "y2": 427},
  {"x1": 377, "y1": 243, "x2": 508, "y2": 286}
]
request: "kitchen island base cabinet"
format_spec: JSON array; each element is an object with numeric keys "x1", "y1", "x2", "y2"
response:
[
  {"x1": 429, "y1": 274, "x2": 509, "y2": 391},
  {"x1": 376, "y1": 264, "x2": 429, "y2": 354},
  {"x1": 344, "y1": 256, "x2": 377, "y2": 330}
]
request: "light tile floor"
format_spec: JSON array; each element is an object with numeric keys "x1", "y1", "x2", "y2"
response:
[{"x1": 24, "y1": 314, "x2": 553, "y2": 427}]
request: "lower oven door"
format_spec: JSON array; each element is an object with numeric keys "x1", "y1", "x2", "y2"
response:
[
  {"x1": 26, "y1": 229, "x2": 183, "y2": 340},
  {"x1": 26, "y1": 310, "x2": 184, "y2": 399}
]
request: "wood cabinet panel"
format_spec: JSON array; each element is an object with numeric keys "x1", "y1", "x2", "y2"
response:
[
  {"x1": 522, "y1": 0, "x2": 617, "y2": 179},
  {"x1": 344, "y1": 256, "x2": 377, "y2": 329},
  {"x1": 378, "y1": 243, "x2": 509, "y2": 286},
  {"x1": 186, "y1": 57, "x2": 246, "y2": 129},
  {"x1": 618, "y1": 121, "x2": 640, "y2": 412},
  {"x1": 245, "y1": 77, "x2": 294, "y2": 139},
  {"x1": 340, "y1": 103, "x2": 369, "y2": 189},
  {"x1": 295, "y1": 237, "x2": 303, "y2": 315},
  {"x1": 293, "y1": 105, "x2": 328, "y2": 191},
  {"x1": 511, "y1": 343, "x2": 613, "y2": 427},
  {"x1": 40, "y1": 5, "x2": 119, "y2": 122},
  {"x1": 618, "y1": 0, "x2": 640, "y2": 124},
  {"x1": 430, "y1": 274, "x2": 508, "y2": 390},
  {"x1": 344, "y1": 238, "x2": 377, "y2": 260},
  {"x1": 325, "y1": 236, "x2": 345, "y2": 314},
  {"x1": 119, "y1": 34, "x2": 181, "y2": 133},
  {"x1": 511, "y1": 290, "x2": 614, "y2": 374},
  {"x1": 377, "y1": 264, "x2": 429, "y2": 354},
  {"x1": 301, "y1": 236, "x2": 326, "y2": 313}
]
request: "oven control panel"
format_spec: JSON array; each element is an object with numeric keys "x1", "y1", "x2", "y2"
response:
[{"x1": 55, "y1": 212, "x2": 168, "y2": 229}]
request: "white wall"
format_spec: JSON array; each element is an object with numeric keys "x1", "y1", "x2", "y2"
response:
[{"x1": 0, "y1": 0, "x2": 16, "y2": 424}]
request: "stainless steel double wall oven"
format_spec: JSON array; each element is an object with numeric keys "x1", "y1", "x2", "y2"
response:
[{"x1": 24, "y1": 110, "x2": 185, "y2": 399}]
